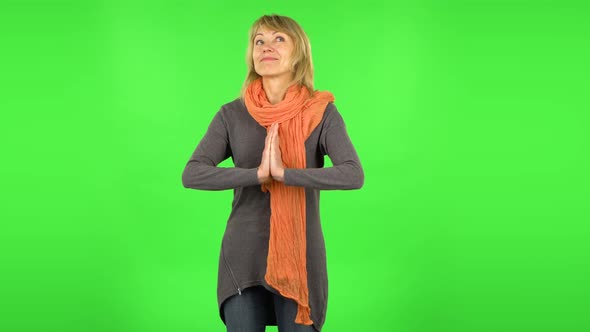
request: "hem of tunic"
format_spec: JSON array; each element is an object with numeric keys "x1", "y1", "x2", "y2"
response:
[{"x1": 218, "y1": 280, "x2": 321, "y2": 332}]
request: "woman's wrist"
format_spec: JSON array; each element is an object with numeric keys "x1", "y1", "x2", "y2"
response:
[
  {"x1": 272, "y1": 168, "x2": 285, "y2": 182},
  {"x1": 257, "y1": 167, "x2": 270, "y2": 184}
]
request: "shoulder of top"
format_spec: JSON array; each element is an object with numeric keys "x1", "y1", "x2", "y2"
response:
[
  {"x1": 219, "y1": 97, "x2": 246, "y2": 114},
  {"x1": 323, "y1": 102, "x2": 342, "y2": 120},
  {"x1": 213, "y1": 98, "x2": 247, "y2": 128},
  {"x1": 325, "y1": 101, "x2": 338, "y2": 113}
]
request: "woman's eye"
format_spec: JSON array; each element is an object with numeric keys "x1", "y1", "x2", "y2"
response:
[{"x1": 255, "y1": 36, "x2": 284, "y2": 45}]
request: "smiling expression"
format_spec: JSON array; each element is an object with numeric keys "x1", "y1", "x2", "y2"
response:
[{"x1": 252, "y1": 26, "x2": 295, "y2": 80}]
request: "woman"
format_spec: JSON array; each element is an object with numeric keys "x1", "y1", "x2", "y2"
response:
[{"x1": 182, "y1": 14, "x2": 364, "y2": 332}]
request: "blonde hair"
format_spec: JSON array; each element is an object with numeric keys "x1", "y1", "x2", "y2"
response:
[{"x1": 240, "y1": 14, "x2": 315, "y2": 100}]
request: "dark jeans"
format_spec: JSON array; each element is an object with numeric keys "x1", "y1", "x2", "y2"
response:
[{"x1": 222, "y1": 286, "x2": 318, "y2": 332}]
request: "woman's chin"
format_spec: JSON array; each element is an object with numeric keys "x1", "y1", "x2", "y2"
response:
[{"x1": 256, "y1": 72, "x2": 290, "y2": 79}]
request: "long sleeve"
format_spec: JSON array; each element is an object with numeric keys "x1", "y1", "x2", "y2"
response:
[
  {"x1": 181, "y1": 109, "x2": 260, "y2": 190},
  {"x1": 283, "y1": 107, "x2": 364, "y2": 190}
]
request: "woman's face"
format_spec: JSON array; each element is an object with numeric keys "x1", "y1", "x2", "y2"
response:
[{"x1": 252, "y1": 26, "x2": 294, "y2": 80}]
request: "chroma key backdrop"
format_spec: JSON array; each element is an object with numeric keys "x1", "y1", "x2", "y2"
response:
[{"x1": 1, "y1": 1, "x2": 589, "y2": 332}]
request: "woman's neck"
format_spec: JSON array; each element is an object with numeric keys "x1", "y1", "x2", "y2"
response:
[{"x1": 262, "y1": 75, "x2": 294, "y2": 105}]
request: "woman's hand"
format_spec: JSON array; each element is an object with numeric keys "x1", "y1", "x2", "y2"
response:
[
  {"x1": 257, "y1": 123, "x2": 273, "y2": 184},
  {"x1": 269, "y1": 122, "x2": 285, "y2": 182}
]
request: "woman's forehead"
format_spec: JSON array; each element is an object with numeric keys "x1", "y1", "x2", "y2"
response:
[{"x1": 256, "y1": 26, "x2": 280, "y2": 34}]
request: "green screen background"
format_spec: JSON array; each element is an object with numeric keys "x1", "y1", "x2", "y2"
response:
[{"x1": 1, "y1": 0, "x2": 589, "y2": 331}]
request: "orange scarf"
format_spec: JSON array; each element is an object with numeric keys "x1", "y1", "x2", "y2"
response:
[{"x1": 244, "y1": 77, "x2": 334, "y2": 325}]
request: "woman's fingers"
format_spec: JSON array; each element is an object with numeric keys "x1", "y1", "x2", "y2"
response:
[
  {"x1": 269, "y1": 124, "x2": 274, "y2": 140},
  {"x1": 272, "y1": 122, "x2": 279, "y2": 141},
  {"x1": 257, "y1": 124, "x2": 274, "y2": 184},
  {"x1": 266, "y1": 124, "x2": 273, "y2": 146},
  {"x1": 269, "y1": 123, "x2": 285, "y2": 182}
]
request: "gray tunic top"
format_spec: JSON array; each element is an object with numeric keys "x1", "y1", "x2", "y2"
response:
[{"x1": 181, "y1": 98, "x2": 364, "y2": 331}]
